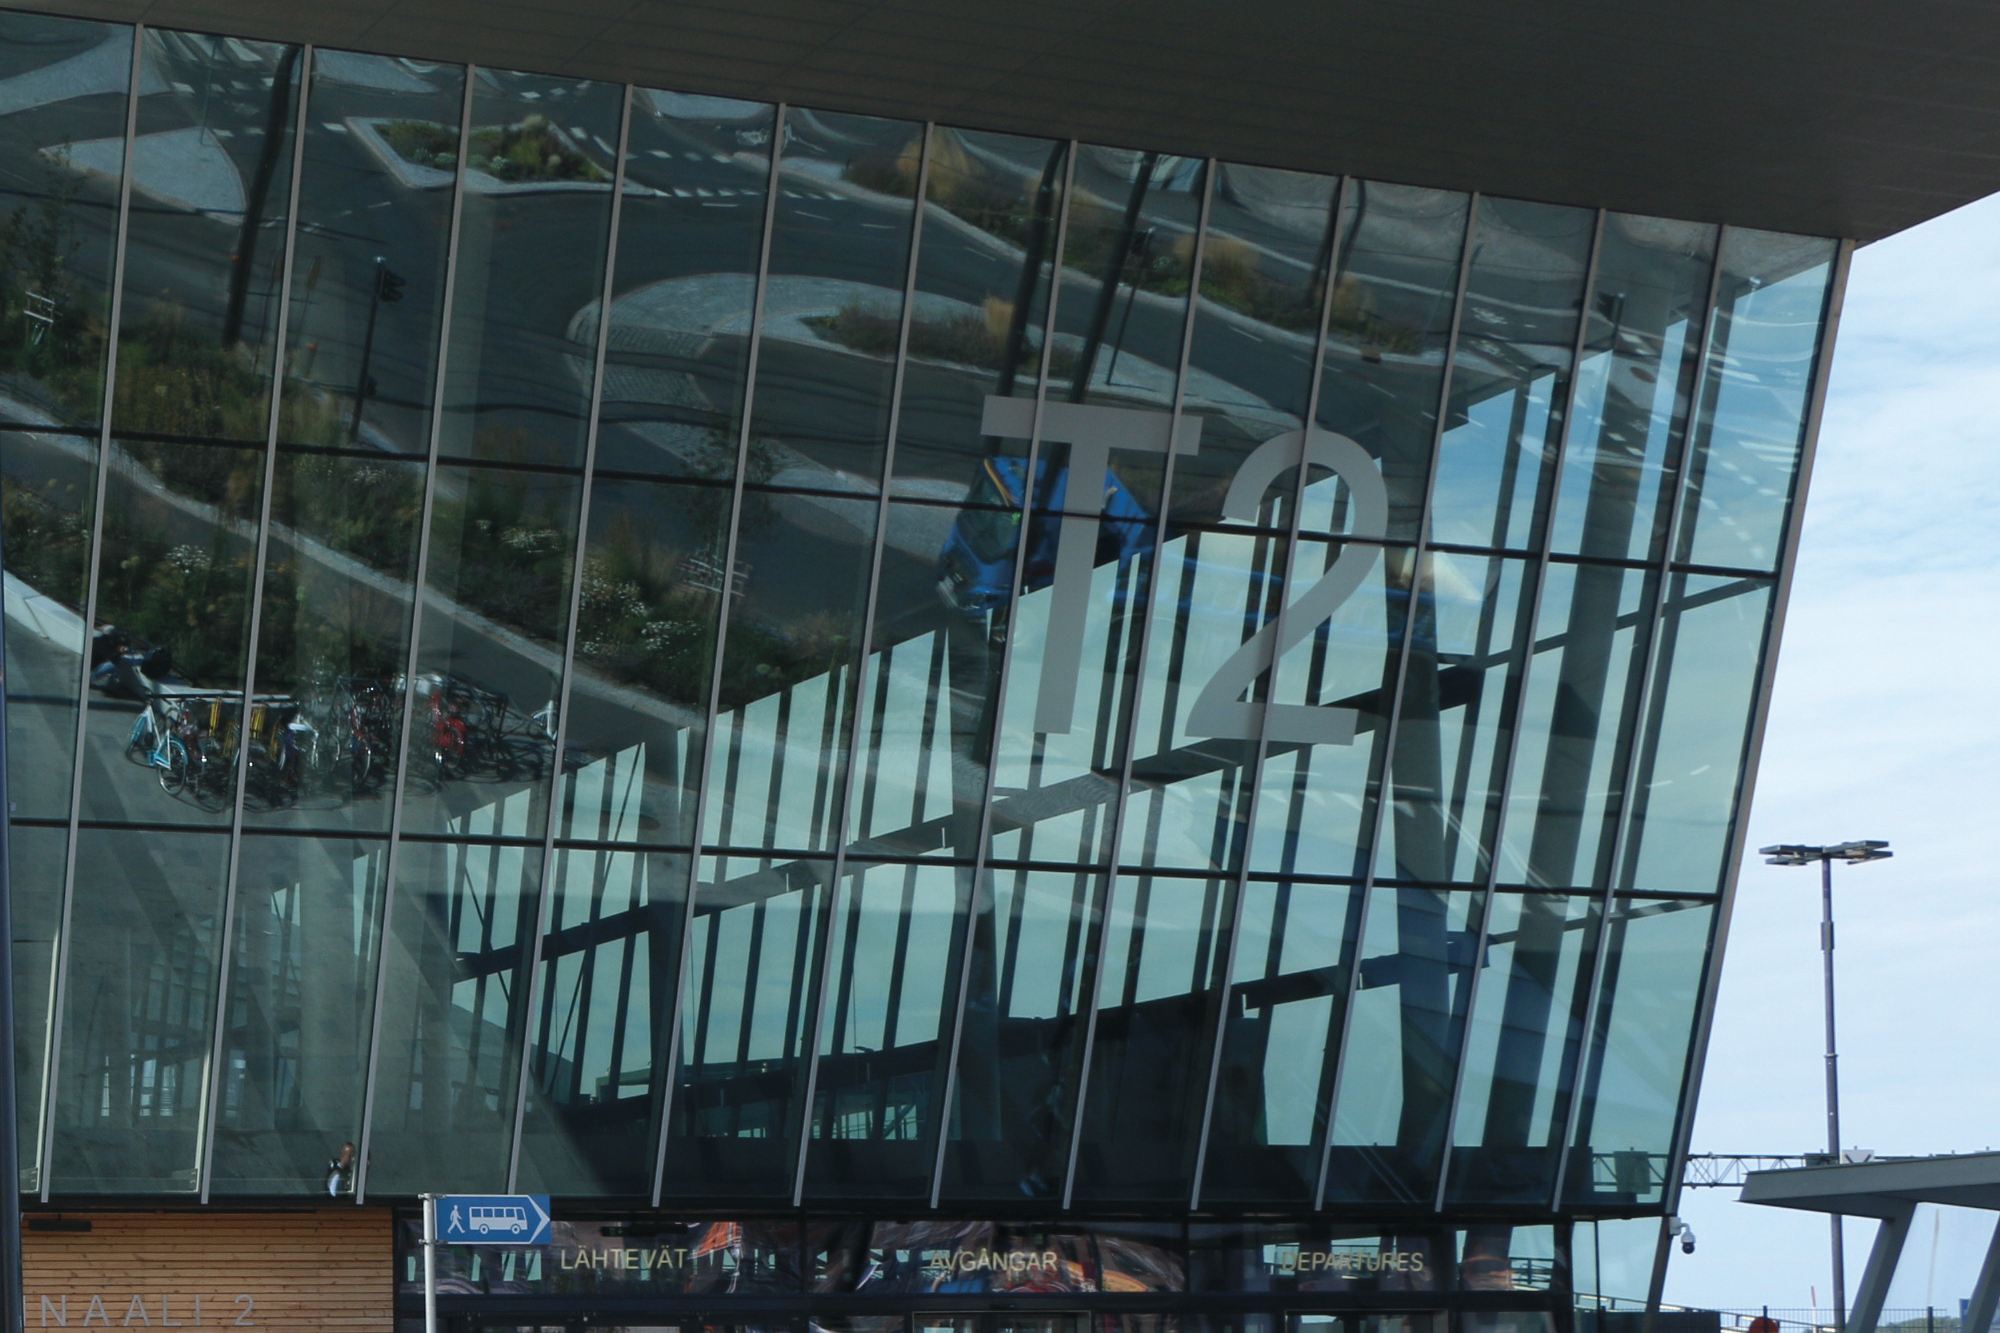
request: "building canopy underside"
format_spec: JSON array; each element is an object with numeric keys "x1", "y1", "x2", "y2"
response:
[{"x1": 23, "y1": 0, "x2": 2000, "y2": 242}]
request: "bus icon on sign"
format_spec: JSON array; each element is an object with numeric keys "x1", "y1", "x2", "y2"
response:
[
  {"x1": 470, "y1": 1205, "x2": 528, "y2": 1235},
  {"x1": 436, "y1": 1194, "x2": 551, "y2": 1245}
]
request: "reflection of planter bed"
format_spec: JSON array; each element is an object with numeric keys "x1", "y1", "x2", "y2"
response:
[{"x1": 347, "y1": 117, "x2": 633, "y2": 196}]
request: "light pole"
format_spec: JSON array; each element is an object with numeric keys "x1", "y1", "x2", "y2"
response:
[{"x1": 1759, "y1": 839, "x2": 1893, "y2": 1333}]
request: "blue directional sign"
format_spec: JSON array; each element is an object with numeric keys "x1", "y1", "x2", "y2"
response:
[{"x1": 437, "y1": 1194, "x2": 551, "y2": 1245}]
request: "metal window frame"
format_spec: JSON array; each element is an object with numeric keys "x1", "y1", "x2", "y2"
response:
[
  {"x1": 649, "y1": 99, "x2": 788, "y2": 1208},
  {"x1": 789, "y1": 119, "x2": 936, "y2": 1207},
  {"x1": 1313, "y1": 189, "x2": 1480, "y2": 1213},
  {"x1": 923, "y1": 136, "x2": 1079, "y2": 1211},
  {"x1": 1428, "y1": 205, "x2": 1604, "y2": 1215},
  {"x1": 352, "y1": 59, "x2": 479, "y2": 1204},
  {"x1": 502, "y1": 78, "x2": 636, "y2": 1194},
  {"x1": 1059, "y1": 154, "x2": 1216, "y2": 1212},
  {"x1": 1548, "y1": 222, "x2": 1730, "y2": 1215},
  {"x1": 1544, "y1": 226, "x2": 1736, "y2": 1216},
  {"x1": 1185, "y1": 170, "x2": 1350, "y2": 1211},
  {"x1": 1638, "y1": 236, "x2": 1855, "y2": 1300},
  {"x1": 194, "y1": 38, "x2": 314, "y2": 1205},
  {"x1": 34, "y1": 20, "x2": 143, "y2": 1205}
]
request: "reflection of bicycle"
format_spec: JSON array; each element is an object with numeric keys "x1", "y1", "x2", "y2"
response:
[{"x1": 124, "y1": 698, "x2": 190, "y2": 795}]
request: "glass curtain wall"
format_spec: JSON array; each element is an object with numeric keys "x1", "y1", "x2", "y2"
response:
[{"x1": 0, "y1": 14, "x2": 1840, "y2": 1207}]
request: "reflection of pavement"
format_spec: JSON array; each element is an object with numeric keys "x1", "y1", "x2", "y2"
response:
[
  {"x1": 60, "y1": 127, "x2": 245, "y2": 217},
  {"x1": 0, "y1": 35, "x2": 164, "y2": 117},
  {"x1": 312, "y1": 50, "x2": 435, "y2": 95}
]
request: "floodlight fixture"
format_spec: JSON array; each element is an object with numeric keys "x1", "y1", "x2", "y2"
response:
[{"x1": 1754, "y1": 837, "x2": 1891, "y2": 1333}]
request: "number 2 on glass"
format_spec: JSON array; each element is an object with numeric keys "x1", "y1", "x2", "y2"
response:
[{"x1": 1184, "y1": 426, "x2": 1389, "y2": 746}]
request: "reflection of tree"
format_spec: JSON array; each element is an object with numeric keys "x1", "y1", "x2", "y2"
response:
[{"x1": 0, "y1": 148, "x2": 107, "y2": 420}]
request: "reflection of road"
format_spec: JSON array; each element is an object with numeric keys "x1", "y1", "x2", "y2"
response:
[{"x1": 0, "y1": 40, "x2": 1459, "y2": 843}]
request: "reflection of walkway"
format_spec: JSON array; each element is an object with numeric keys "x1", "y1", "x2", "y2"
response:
[
  {"x1": 591, "y1": 273, "x2": 1283, "y2": 418},
  {"x1": 0, "y1": 36, "x2": 165, "y2": 118},
  {"x1": 60, "y1": 126, "x2": 246, "y2": 216}
]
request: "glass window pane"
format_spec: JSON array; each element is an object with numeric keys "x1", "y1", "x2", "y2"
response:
[
  {"x1": 1446, "y1": 891, "x2": 1600, "y2": 1206},
  {"x1": 1677, "y1": 229, "x2": 1837, "y2": 572},
  {"x1": 660, "y1": 853, "x2": 832, "y2": 1200},
  {"x1": 1373, "y1": 553, "x2": 1537, "y2": 887},
  {"x1": 888, "y1": 127, "x2": 1066, "y2": 487},
  {"x1": 1069, "y1": 872, "x2": 1234, "y2": 1204},
  {"x1": 10, "y1": 824, "x2": 68, "y2": 1192},
  {"x1": 5, "y1": 428, "x2": 97, "y2": 821},
  {"x1": 436, "y1": 67, "x2": 620, "y2": 470},
  {"x1": 747, "y1": 107, "x2": 919, "y2": 481},
  {"x1": 1882, "y1": 1205, "x2": 1996, "y2": 1310},
  {"x1": 698, "y1": 109, "x2": 922, "y2": 859},
  {"x1": 0, "y1": 15, "x2": 128, "y2": 820},
  {"x1": 248, "y1": 453, "x2": 423, "y2": 832},
  {"x1": 364, "y1": 837, "x2": 542, "y2": 1192},
  {"x1": 939, "y1": 865, "x2": 1103, "y2": 1203},
  {"x1": 48, "y1": 826, "x2": 230, "y2": 1192},
  {"x1": 1314, "y1": 182, "x2": 1468, "y2": 543},
  {"x1": 112, "y1": 30, "x2": 300, "y2": 443},
  {"x1": 1119, "y1": 523, "x2": 1286, "y2": 873},
  {"x1": 977, "y1": 148, "x2": 1202, "y2": 875},
  {"x1": 1549, "y1": 216, "x2": 1716, "y2": 563},
  {"x1": 803, "y1": 859, "x2": 962, "y2": 1199},
  {"x1": 1171, "y1": 164, "x2": 1336, "y2": 528},
  {"x1": 286, "y1": 52, "x2": 461, "y2": 456},
  {"x1": 1498, "y1": 561, "x2": 1655, "y2": 891},
  {"x1": 0, "y1": 13, "x2": 128, "y2": 429},
  {"x1": 1429, "y1": 199, "x2": 1593, "y2": 553},
  {"x1": 208, "y1": 833, "x2": 388, "y2": 1194},
  {"x1": 591, "y1": 90, "x2": 772, "y2": 481},
  {"x1": 700, "y1": 481, "x2": 874, "y2": 856},
  {"x1": 83, "y1": 439, "x2": 266, "y2": 827},
  {"x1": 1201, "y1": 877, "x2": 1363, "y2": 1204},
  {"x1": 1564, "y1": 897, "x2": 1714, "y2": 1208},
  {"x1": 559, "y1": 477, "x2": 728, "y2": 847},
  {"x1": 397, "y1": 464, "x2": 583, "y2": 840},
  {"x1": 846, "y1": 494, "x2": 1019, "y2": 860},
  {"x1": 1250, "y1": 538, "x2": 1413, "y2": 880},
  {"x1": 1323, "y1": 885, "x2": 1482, "y2": 1205},
  {"x1": 516, "y1": 845, "x2": 690, "y2": 1195},
  {"x1": 1620, "y1": 574, "x2": 1772, "y2": 895}
]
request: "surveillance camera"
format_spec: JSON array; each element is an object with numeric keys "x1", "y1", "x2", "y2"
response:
[{"x1": 1678, "y1": 1222, "x2": 1696, "y2": 1255}]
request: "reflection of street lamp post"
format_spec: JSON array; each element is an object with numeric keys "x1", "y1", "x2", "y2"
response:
[{"x1": 1760, "y1": 839, "x2": 1893, "y2": 1333}]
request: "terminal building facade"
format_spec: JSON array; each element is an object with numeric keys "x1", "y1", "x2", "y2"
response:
[{"x1": 0, "y1": 0, "x2": 1922, "y2": 1328}]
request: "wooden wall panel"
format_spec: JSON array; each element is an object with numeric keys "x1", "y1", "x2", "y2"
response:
[{"x1": 21, "y1": 1211, "x2": 393, "y2": 1332}]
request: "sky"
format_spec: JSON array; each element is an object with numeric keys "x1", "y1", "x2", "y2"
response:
[{"x1": 1655, "y1": 192, "x2": 2000, "y2": 1312}]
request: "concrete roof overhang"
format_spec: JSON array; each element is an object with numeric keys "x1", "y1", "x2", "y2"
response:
[
  {"x1": 1742, "y1": 1153, "x2": 2000, "y2": 1220},
  {"x1": 19, "y1": 0, "x2": 2000, "y2": 242}
]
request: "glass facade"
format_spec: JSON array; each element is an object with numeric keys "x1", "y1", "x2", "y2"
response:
[{"x1": 0, "y1": 11, "x2": 1840, "y2": 1228}]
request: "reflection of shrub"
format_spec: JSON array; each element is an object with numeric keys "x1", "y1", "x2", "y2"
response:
[
  {"x1": 1, "y1": 476, "x2": 90, "y2": 603},
  {"x1": 573, "y1": 511, "x2": 716, "y2": 709},
  {"x1": 1197, "y1": 234, "x2": 1319, "y2": 333},
  {"x1": 96, "y1": 521, "x2": 256, "y2": 685},
  {"x1": 428, "y1": 461, "x2": 574, "y2": 643},
  {"x1": 380, "y1": 119, "x2": 460, "y2": 171}
]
